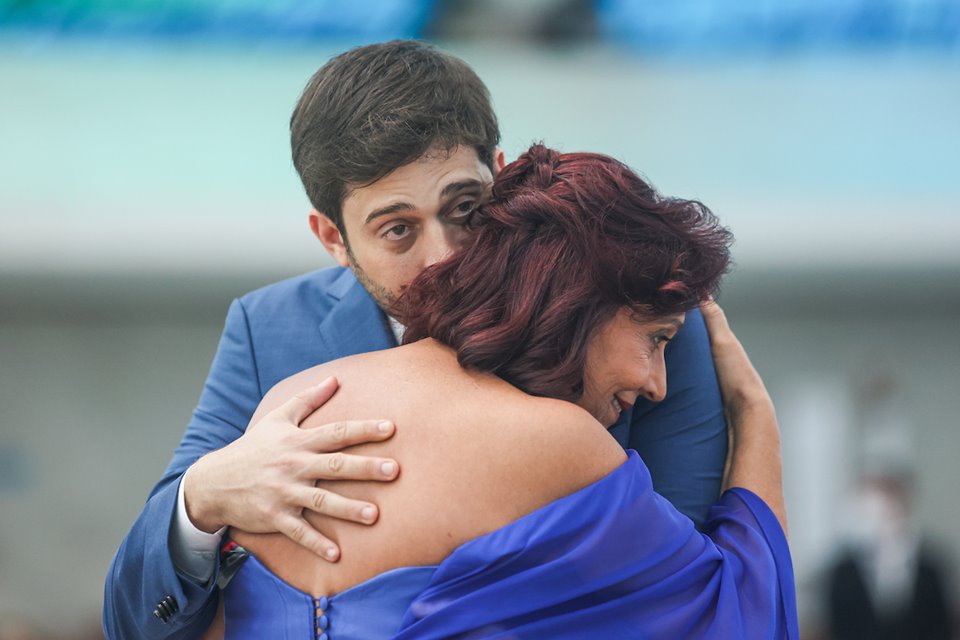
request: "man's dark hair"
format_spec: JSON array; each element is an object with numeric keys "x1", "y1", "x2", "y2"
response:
[{"x1": 291, "y1": 40, "x2": 501, "y2": 232}]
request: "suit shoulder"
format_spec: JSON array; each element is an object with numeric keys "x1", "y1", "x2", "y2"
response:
[
  {"x1": 238, "y1": 266, "x2": 349, "y2": 308},
  {"x1": 230, "y1": 266, "x2": 355, "y2": 329}
]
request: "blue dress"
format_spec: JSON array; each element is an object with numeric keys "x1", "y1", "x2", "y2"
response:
[{"x1": 223, "y1": 451, "x2": 799, "y2": 639}]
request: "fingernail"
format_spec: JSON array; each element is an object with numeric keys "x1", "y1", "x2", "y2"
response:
[
  {"x1": 325, "y1": 546, "x2": 339, "y2": 560},
  {"x1": 378, "y1": 420, "x2": 392, "y2": 434},
  {"x1": 380, "y1": 461, "x2": 397, "y2": 477},
  {"x1": 361, "y1": 506, "x2": 376, "y2": 522}
]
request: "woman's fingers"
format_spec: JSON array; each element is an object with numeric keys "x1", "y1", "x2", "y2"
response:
[
  {"x1": 700, "y1": 297, "x2": 771, "y2": 408},
  {"x1": 699, "y1": 296, "x2": 734, "y2": 344},
  {"x1": 700, "y1": 297, "x2": 746, "y2": 359}
]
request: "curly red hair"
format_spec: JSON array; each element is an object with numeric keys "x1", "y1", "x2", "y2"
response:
[{"x1": 395, "y1": 144, "x2": 732, "y2": 402}]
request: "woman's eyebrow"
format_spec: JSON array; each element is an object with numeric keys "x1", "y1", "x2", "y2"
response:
[{"x1": 641, "y1": 317, "x2": 685, "y2": 331}]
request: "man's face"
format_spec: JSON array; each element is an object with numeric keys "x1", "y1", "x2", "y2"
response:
[{"x1": 312, "y1": 145, "x2": 497, "y2": 309}]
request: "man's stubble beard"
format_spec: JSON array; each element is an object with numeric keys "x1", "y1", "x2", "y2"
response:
[{"x1": 345, "y1": 244, "x2": 398, "y2": 312}]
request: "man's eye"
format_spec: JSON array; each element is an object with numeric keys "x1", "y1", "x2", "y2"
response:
[
  {"x1": 383, "y1": 223, "x2": 410, "y2": 239},
  {"x1": 452, "y1": 200, "x2": 478, "y2": 220},
  {"x1": 448, "y1": 202, "x2": 480, "y2": 230}
]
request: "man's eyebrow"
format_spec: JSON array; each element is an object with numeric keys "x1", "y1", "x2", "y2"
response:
[
  {"x1": 364, "y1": 179, "x2": 487, "y2": 225},
  {"x1": 365, "y1": 201, "x2": 414, "y2": 225},
  {"x1": 440, "y1": 179, "x2": 485, "y2": 198}
]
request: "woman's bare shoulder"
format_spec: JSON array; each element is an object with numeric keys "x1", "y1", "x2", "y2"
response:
[
  {"x1": 249, "y1": 350, "x2": 390, "y2": 425},
  {"x1": 516, "y1": 398, "x2": 626, "y2": 486},
  {"x1": 451, "y1": 395, "x2": 628, "y2": 525}
]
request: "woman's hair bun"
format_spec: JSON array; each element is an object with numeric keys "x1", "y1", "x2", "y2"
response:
[
  {"x1": 492, "y1": 142, "x2": 560, "y2": 197},
  {"x1": 524, "y1": 143, "x2": 561, "y2": 190},
  {"x1": 485, "y1": 143, "x2": 574, "y2": 233}
]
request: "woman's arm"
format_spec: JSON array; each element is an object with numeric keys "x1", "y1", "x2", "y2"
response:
[{"x1": 701, "y1": 299, "x2": 788, "y2": 538}]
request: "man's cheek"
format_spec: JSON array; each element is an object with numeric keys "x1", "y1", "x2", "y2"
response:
[{"x1": 393, "y1": 262, "x2": 424, "y2": 286}]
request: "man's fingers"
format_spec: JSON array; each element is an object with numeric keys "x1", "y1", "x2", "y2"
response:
[
  {"x1": 277, "y1": 377, "x2": 340, "y2": 425},
  {"x1": 304, "y1": 419, "x2": 397, "y2": 452},
  {"x1": 291, "y1": 486, "x2": 381, "y2": 526},
  {"x1": 304, "y1": 452, "x2": 399, "y2": 482},
  {"x1": 275, "y1": 514, "x2": 341, "y2": 562}
]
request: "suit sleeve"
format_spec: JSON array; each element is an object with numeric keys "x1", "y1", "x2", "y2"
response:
[
  {"x1": 103, "y1": 299, "x2": 263, "y2": 639},
  {"x1": 628, "y1": 306, "x2": 727, "y2": 529}
]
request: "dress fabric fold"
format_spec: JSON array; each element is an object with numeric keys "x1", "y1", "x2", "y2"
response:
[
  {"x1": 223, "y1": 450, "x2": 798, "y2": 639},
  {"x1": 394, "y1": 450, "x2": 798, "y2": 639}
]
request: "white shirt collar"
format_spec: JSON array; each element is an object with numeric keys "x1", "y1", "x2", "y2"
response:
[{"x1": 387, "y1": 316, "x2": 405, "y2": 345}]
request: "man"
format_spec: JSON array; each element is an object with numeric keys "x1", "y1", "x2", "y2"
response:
[
  {"x1": 104, "y1": 40, "x2": 727, "y2": 639},
  {"x1": 826, "y1": 465, "x2": 954, "y2": 640}
]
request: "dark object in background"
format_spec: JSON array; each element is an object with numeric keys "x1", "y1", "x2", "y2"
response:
[{"x1": 827, "y1": 544, "x2": 953, "y2": 639}]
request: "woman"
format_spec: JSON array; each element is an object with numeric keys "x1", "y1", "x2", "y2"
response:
[{"x1": 209, "y1": 145, "x2": 797, "y2": 638}]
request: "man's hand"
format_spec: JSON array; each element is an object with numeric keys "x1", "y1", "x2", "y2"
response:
[{"x1": 182, "y1": 376, "x2": 399, "y2": 561}]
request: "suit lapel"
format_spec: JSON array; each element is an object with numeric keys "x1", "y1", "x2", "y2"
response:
[{"x1": 317, "y1": 269, "x2": 397, "y2": 361}]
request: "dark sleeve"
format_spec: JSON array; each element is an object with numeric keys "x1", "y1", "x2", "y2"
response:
[
  {"x1": 826, "y1": 553, "x2": 874, "y2": 640},
  {"x1": 915, "y1": 549, "x2": 956, "y2": 640},
  {"x1": 627, "y1": 307, "x2": 727, "y2": 528},
  {"x1": 103, "y1": 299, "x2": 263, "y2": 639}
]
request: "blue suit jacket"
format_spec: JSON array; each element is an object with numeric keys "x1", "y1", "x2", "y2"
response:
[{"x1": 103, "y1": 266, "x2": 726, "y2": 639}]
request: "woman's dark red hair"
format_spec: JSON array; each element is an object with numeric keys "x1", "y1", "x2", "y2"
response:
[{"x1": 395, "y1": 144, "x2": 732, "y2": 402}]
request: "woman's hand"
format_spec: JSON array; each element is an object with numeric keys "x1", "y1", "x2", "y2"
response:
[
  {"x1": 701, "y1": 298, "x2": 787, "y2": 536},
  {"x1": 700, "y1": 298, "x2": 774, "y2": 421}
]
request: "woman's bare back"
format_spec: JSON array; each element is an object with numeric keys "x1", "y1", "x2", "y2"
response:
[{"x1": 230, "y1": 338, "x2": 625, "y2": 598}]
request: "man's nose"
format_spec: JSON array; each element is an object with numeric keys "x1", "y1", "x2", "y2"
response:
[
  {"x1": 639, "y1": 352, "x2": 668, "y2": 403},
  {"x1": 422, "y1": 224, "x2": 459, "y2": 268}
]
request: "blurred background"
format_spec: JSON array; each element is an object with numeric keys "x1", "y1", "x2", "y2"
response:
[{"x1": 2, "y1": 0, "x2": 959, "y2": 638}]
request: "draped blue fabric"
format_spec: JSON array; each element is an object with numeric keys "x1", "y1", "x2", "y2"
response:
[
  {"x1": 395, "y1": 451, "x2": 798, "y2": 639},
  {"x1": 223, "y1": 451, "x2": 797, "y2": 639}
]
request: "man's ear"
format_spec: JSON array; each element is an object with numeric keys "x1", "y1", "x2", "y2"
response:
[
  {"x1": 309, "y1": 209, "x2": 350, "y2": 267},
  {"x1": 492, "y1": 148, "x2": 506, "y2": 176}
]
